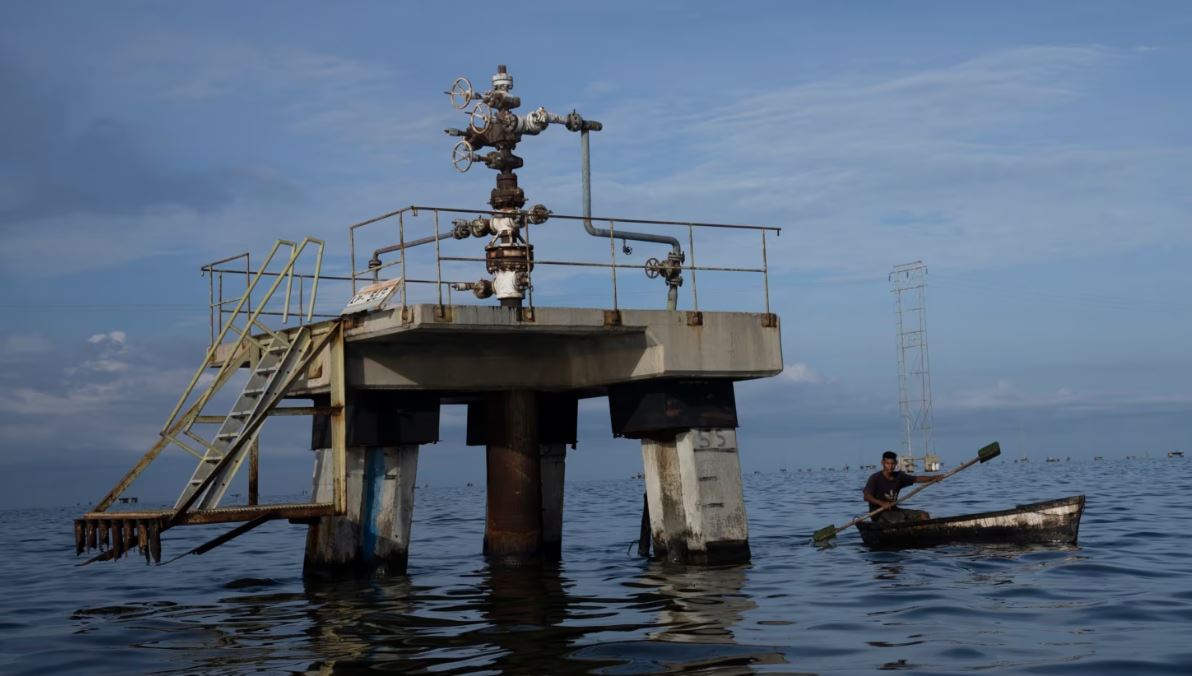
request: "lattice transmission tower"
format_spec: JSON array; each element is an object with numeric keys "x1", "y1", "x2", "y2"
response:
[{"x1": 890, "y1": 261, "x2": 937, "y2": 472}]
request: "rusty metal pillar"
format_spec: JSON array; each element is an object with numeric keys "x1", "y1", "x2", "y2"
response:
[
  {"x1": 248, "y1": 437, "x2": 259, "y2": 506},
  {"x1": 483, "y1": 390, "x2": 542, "y2": 563}
]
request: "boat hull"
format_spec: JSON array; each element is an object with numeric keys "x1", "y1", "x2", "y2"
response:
[{"x1": 855, "y1": 495, "x2": 1085, "y2": 549}]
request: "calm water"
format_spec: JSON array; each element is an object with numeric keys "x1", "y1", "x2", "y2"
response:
[{"x1": 2, "y1": 458, "x2": 1191, "y2": 674}]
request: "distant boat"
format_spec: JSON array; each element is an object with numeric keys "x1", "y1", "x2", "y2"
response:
[
  {"x1": 1045, "y1": 457, "x2": 1060, "y2": 463},
  {"x1": 1170, "y1": 451, "x2": 1185, "y2": 458},
  {"x1": 1093, "y1": 456, "x2": 1103, "y2": 461},
  {"x1": 856, "y1": 496, "x2": 1085, "y2": 549}
]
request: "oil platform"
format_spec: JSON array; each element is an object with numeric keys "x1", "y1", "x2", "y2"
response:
[{"x1": 74, "y1": 66, "x2": 783, "y2": 575}]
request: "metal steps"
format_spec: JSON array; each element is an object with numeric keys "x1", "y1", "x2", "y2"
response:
[{"x1": 174, "y1": 328, "x2": 313, "y2": 510}]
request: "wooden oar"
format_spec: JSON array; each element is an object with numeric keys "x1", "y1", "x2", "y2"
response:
[{"x1": 812, "y1": 441, "x2": 1001, "y2": 544}]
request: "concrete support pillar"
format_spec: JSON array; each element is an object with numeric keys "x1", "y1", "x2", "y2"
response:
[
  {"x1": 484, "y1": 390, "x2": 543, "y2": 563},
  {"x1": 641, "y1": 428, "x2": 750, "y2": 564},
  {"x1": 641, "y1": 437, "x2": 689, "y2": 562},
  {"x1": 360, "y1": 445, "x2": 419, "y2": 575},
  {"x1": 304, "y1": 447, "x2": 364, "y2": 574},
  {"x1": 304, "y1": 445, "x2": 420, "y2": 576},
  {"x1": 540, "y1": 443, "x2": 566, "y2": 560}
]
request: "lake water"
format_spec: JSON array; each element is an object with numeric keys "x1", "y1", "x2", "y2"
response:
[{"x1": 2, "y1": 457, "x2": 1190, "y2": 674}]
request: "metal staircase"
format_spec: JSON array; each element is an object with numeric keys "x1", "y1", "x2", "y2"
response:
[
  {"x1": 174, "y1": 326, "x2": 314, "y2": 510},
  {"x1": 78, "y1": 238, "x2": 347, "y2": 564}
]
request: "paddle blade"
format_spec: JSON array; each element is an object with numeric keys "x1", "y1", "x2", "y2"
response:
[
  {"x1": 812, "y1": 525, "x2": 838, "y2": 543},
  {"x1": 977, "y1": 441, "x2": 1001, "y2": 463}
]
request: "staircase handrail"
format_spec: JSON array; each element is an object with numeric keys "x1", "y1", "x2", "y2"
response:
[{"x1": 161, "y1": 237, "x2": 324, "y2": 433}]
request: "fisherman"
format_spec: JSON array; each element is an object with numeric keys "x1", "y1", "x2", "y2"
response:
[{"x1": 863, "y1": 451, "x2": 941, "y2": 523}]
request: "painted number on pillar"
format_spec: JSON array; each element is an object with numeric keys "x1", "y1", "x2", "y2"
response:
[{"x1": 694, "y1": 429, "x2": 731, "y2": 450}]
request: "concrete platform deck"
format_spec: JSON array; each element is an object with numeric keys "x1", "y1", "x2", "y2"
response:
[{"x1": 218, "y1": 304, "x2": 783, "y2": 396}]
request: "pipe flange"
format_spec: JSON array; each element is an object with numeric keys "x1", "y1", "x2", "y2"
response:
[{"x1": 527, "y1": 204, "x2": 551, "y2": 225}]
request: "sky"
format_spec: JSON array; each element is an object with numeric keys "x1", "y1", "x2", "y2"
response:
[{"x1": 1, "y1": 1, "x2": 1189, "y2": 508}]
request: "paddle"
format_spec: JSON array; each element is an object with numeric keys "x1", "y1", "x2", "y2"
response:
[{"x1": 812, "y1": 441, "x2": 1001, "y2": 544}]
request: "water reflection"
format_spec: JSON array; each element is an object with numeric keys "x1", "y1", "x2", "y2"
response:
[
  {"x1": 295, "y1": 560, "x2": 789, "y2": 674},
  {"x1": 641, "y1": 562, "x2": 754, "y2": 643},
  {"x1": 296, "y1": 562, "x2": 621, "y2": 674},
  {"x1": 568, "y1": 562, "x2": 790, "y2": 673}
]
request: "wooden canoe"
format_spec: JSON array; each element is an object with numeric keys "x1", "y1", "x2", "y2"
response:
[{"x1": 855, "y1": 495, "x2": 1085, "y2": 549}]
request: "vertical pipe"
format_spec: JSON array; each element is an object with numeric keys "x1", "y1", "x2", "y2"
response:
[
  {"x1": 137, "y1": 520, "x2": 149, "y2": 560},
  {"x1": 245, "y1": 253, "x2": 251, "y2": 320},
  {"x1": 433, "y1": 210, "x2": 444, "y2": 309},
  {"x1": 112, "y1": 520, "x2": 124, "y2": 558},
  {"x1": 398, "y1": 213, "x2": 407, "y2": 309},
  {"x1": 524, "y1": 218, "x2": 534, "y2": 309},
  {"x1": 99, "y1": 520, "x2": 109, "y2": 551},
  {"x1": 608, "y1": 220, "x2": 619, "y2": 310},
  {"x1": 330, "y1": 325, "x2": 347, "y2": 514},
  {"x1": 688, "y1": 224, "x2": 699, "y2": 312},
  {"x1": 350, "y1": 224, "x2": 358, "y2": 294},
  {"x1": 581, "y1": 130, "x2": 592, "y2": 223},
  {"x1": 74, "y1": 521, "x2": 84, "y2": 555},
  {"x1": 217, "y1": 272, "x2": 224, "y2": 342},
  {"x1": 122, "y1": 520, "x2": 134, "y2": 558},
  {"x1": 761, "y1": 230, "x2": 771, "y2": 315},
  {"x1": 248, "y1": 437, "x2": 259, "y2": 506},
  {"x1": 484, "y1": 390, "x2": 542, "y2": 563},
  {"x1": 149, "y1": 521, "x2": 162, "y2": 564},
  {"x1": 86, "y1": 520, "x2": 97, "y2": 550},
  {"x1": 307, "y1": 241, "x2": 323, "y2": 323},
  {"x1": 208, "y1": 267, "x2": 215, "y2": 348}
]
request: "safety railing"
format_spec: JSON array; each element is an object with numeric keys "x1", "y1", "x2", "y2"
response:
[
  {"x1": 346, "y1": 205, "x2": 780, "y2": 315},
  {"x1": 172, "y1": 238, "x2": 325, "y2": 432},
  {"x1": 202, "y1": 246, "x2": 344, "y2": 350}
]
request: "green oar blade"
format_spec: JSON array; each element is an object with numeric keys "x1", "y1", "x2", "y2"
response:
[
  {"x1": 812, "y1": 525, "x2": 838, "y2": 543},
  {"x1": 977, "y1": 441, "x2": 1001, "y2": 463}
]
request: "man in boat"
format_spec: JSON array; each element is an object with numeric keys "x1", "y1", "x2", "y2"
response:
[{"x1": 863, "y1": 451, "x2": 942, "y2": 524}]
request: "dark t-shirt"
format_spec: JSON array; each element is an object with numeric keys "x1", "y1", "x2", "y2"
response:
[{"x1": 864, "y1": 470, "x2": 915, "y2": 511}]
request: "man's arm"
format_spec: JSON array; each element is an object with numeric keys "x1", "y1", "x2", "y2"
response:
[{"x1": 862, "y1": 486, "x2": 894, "y2": 510}]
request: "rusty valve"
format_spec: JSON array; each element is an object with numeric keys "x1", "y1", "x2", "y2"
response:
[{"x1": 644, "y1": 251, "x2": 685, "y2": 286}]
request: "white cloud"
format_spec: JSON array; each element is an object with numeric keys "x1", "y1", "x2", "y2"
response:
[
  {"x1": 574, "y1": 45, "x2": 1192, "y2": 276},
  {"x1": 87, "y1": 330, "x2": 126, "y2": 345},
  {"x1": 780, "y1": 362, "x2": 825, "y2": 385}
]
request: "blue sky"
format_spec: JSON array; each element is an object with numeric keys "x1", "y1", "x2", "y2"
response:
[{"x1": 1, "y1": 1, "x2": 1189, "y2": 508}]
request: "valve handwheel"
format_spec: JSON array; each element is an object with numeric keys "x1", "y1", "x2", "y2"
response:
[
  {"x1": 452, "y1": 140, "x2": 475, "y2": 173},
  {"x1": 449, "y1": 77, "x2": 474, "y2": 110},
  {"x1": 469, "y1": 103, "x2": 492, "y2": 133},
  {"x1": 644, "y1": 257, "x2": 662, "y2": 279}
]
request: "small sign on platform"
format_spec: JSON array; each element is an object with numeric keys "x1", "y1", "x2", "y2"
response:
[{"x1": 341, "y1": 278, "x2": 403, "y2": 315}]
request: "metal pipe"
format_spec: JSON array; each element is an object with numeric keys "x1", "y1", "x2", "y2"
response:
[
  {"x1": 371, "y1": 230, "x2": 456, "y2": 260},
  {"x1": 410, "y1": 205, "x2": 781, "y2": 233},
  {"x1": 687, "y1": 224, "x2": 698, "y2": 312},
  {"x1": 580, "y1": 130, "x2": 682, "y2": 256}
]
